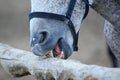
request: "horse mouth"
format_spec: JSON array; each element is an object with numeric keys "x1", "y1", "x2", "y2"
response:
[
  {"x1": 31, "y1": 38, "x2": 72, "y2": 59},
  {"x1": 45, "y1": 38, "x2": 73, "y2": 59},
  {"x1": 45, "y1": 40, "x2": 65, "y2": 59}
]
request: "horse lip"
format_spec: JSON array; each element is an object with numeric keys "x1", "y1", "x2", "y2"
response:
[
  {"x1": 32, "y1": 44, "x2": 45, "y2": 56},
  {"x1": 58, "y1": 38, "x2": 72, "y2": 59}
]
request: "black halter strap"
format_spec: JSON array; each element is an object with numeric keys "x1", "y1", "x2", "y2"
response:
[{"x1": 29, "y1": 0, "x2": 89, "y2": 51}]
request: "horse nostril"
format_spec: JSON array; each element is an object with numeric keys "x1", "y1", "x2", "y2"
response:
[
  {"x1": 31, "y1": 31, "x2": 48, "y2": 46},
  {"x1": 38, "y1": 31, "x2": 48, "y2": 44}
]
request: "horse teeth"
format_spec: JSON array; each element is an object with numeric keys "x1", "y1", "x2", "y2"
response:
[
  {"x1": 61, "y1": 51, "x2": 63, "y2": 54},
  {"x1": 59, "y1": 51, "x2": 64, "y2": 59},
  {"x1": 45, "y1": 50, "x2": 64, "y2": 59},
  {"x1": 45, "y1": 50, "x2": 53, "y2": 57},
  {"x1": 50, "y1": 51, "x2": 54, "y2": 57}
]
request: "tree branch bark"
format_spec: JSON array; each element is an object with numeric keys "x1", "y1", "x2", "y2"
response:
[
  {"x1": 90, "y1": 0, "x2": 120, "y2": 31},
  {"x1": 0, "y1": 43, "x2": 120, "y2": 80}
]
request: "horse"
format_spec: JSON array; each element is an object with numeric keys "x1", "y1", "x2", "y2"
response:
[
  {"x1": 29, "y1": 0, "x2": 119, "y2": 67},
  {"x1": 29, "y1": 0, "x2": 88, "y2": 59}
]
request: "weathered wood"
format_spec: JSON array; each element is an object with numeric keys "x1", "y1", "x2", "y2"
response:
[{"x1": 0, "y1": 43, "x2": 120, "y2": 80}]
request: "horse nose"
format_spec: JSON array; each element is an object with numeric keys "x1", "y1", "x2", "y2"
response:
[{"x1": 31, "y1": 31, "x2": 48, "y2": 46}]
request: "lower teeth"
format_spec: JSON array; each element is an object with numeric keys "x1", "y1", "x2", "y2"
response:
[
  {"x1": 45, "y1": 51, "x2": 53, "y2": 57},
  {"x1": 56, "y1": 51, "x2": 64, "y2": 59},
  {"x1": 45, "y1": 51, "x2": 64, "y2": 59}
]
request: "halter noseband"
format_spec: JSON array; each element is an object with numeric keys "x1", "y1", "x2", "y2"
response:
[{"x1": 29, "y1": 0, "x2": 89, "y2": 51}]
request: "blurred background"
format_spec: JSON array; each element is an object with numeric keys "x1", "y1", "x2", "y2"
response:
[{"x1": 0, "y1": 0, "x2": 112, "y2": 80}]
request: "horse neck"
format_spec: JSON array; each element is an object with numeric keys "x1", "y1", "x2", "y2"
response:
[{"x1": 30, "y1": 0, "x2": 85, "y2": 33}]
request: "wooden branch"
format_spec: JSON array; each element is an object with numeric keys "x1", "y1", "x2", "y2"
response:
[
  {"x1": 0, "y1": 43, "x2": 120, "y2": 80},
  {"x1": 90, "y1": 0, "x2": 120, "y2": 31}
]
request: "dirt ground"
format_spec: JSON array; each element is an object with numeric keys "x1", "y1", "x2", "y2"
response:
[{"x1": 0, "y1": 0, "x2": 112, "y2": 80}]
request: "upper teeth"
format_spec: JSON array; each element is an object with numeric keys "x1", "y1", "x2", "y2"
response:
[{"x1": 59, "y1": 51, "x2": 64, "y2": 59}]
